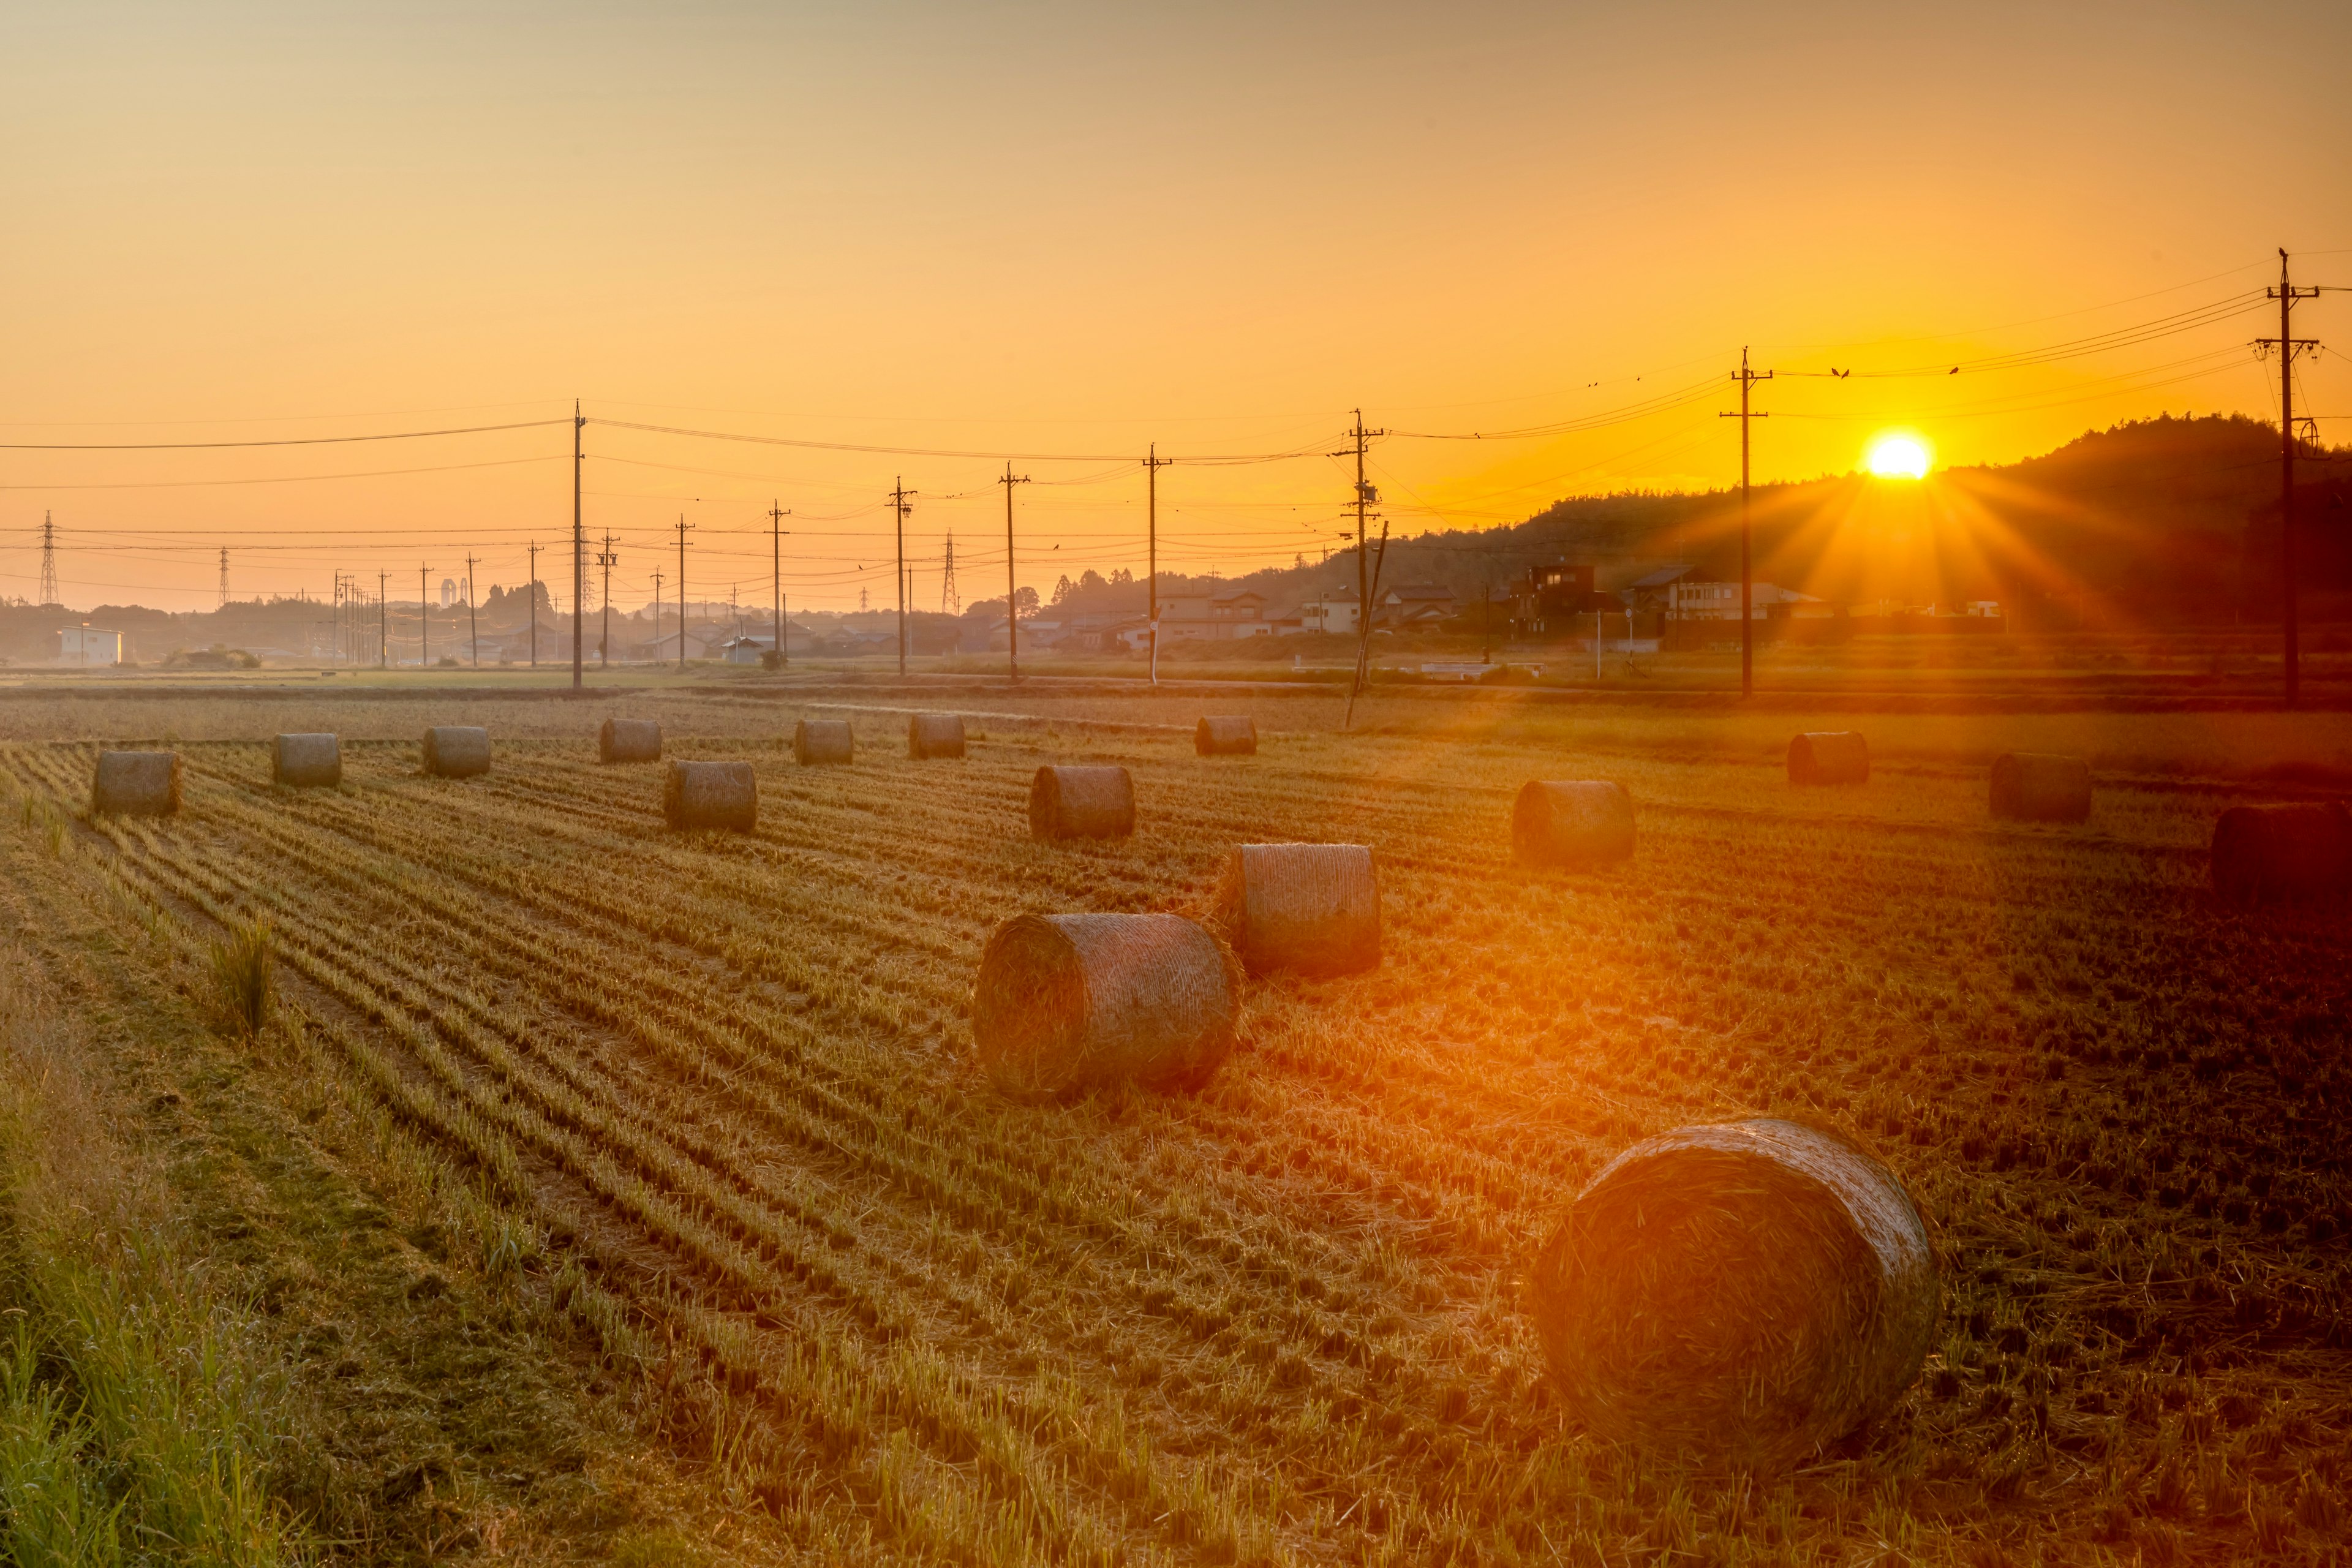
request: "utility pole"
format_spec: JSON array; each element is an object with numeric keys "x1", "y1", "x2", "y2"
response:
[
  {"x1": 527, "y1": 542, "x2": 541, "y2": 667},
  {"x1": 1146, "y1": 445, "x2": 1172, "y2": 684},
  {"x1": 420, "y1": 564, "x2": 430, "y2": 668},
  {"x1": 465, "y1": 554, "x2": 480, "y2": 668},
  {"x1": 1330, "y1": 411, "x2": 1386, "y2": 703},
  {"x1": 941, "y1": 530, "x2": 960, "y2": 617},
  {"x1": 675, "y1": 514, "x2": 695, "y2": 672},
  {"x1": 1722, "y1": 348, "x2": 1773, "y2": 698},
  {"x1": 596, "y1": 533, "x2": 617, "y2": 668},
  {"x1": 37, "y1": 512, "x2": 57, "y2": 606},
  {"x1": 2261, "y1": 249, "x2": 2321, "y2": 708},
  {"x1": 572, "y1": 401, "x2": 585, "y2": 690},
  {"x1": 889, "y1": 479, "x2": 915, "y2": 676},
  {"x1": 652, "y1": 568, "x2": 665, "y2": 666},
  {"x1": 218, "y1": 548, "x2": 230, "y2": 609},
  {"x1": 377, "y1": 570, "x2": 388, "y2": 668},
  {"x1": 1000, "y1": 463, "x2": 1030, "y2": 680},
  {"x1": 767, "y1": 500, "x2": 790, "y2": 667}
]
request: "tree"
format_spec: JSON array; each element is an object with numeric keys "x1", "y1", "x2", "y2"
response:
[
  {"x1": 1014, "y1": 586, "x2": 1040, "y2": 619},
  {"x1": 1052, "y1": 574, "x2": 1074, "y2": 604}
]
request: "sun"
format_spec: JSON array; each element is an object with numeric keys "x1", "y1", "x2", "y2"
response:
[{"x1": 1864, "y1": 431, "x2": 1932, "y2": 480}]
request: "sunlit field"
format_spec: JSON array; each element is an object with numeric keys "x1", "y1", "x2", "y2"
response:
[{"x1": 0, "y1": 684, "x2": 2345, "y2": 1564}]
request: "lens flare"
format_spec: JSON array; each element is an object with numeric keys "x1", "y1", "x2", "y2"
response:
[{"x1": 1864, "y1": 432, "x2": 1932, "y2": 479}]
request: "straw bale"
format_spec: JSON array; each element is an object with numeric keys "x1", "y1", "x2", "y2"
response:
[
  {"x1": 1512, "y1": 780, "x2": 1635, "y2": 866},
  {"x1": 663, "y1": 760, "x2": 758, "y2": 831},
  {"x1": 600, "y1": 717, "x2": 663, "y2": 764},
  {"x1": 1029, "y1": 765, "x2": 1136, "y2": 840},
  {"x1": 972, "y1": 913, "x2": 1240, "y2": 1098},
  {"x1": 271, "y1": 733, "x2": 341, "y2": 788},
  {"x1": 1989, "y1": 752, "x2": 2091, "y2": 821},
  {"x1": 2211, "y1": 802, "x2": 2352, "y2": 903},
  {"x1": 1196, "y1": 715, "x2": 1258, "y2": 756},
  {"x1": 91, "y1": 750, "x2": 181, "y2": 816},
  {"x1": 909, "y1": 713, "x2": 967, "y2": 759},
  {"x1": 421, "y1": 726, "x2": 491, "y2": 778},
  {"x1": 1787, "y1": 731, "x2": 1869, "y2": 786},
  {"x1": 1528, "y1": 1118, "x2": 1939, "y2": 1472},
  {"x1": 1211, "y1": 843, "x2": 1379, "y2": 976},
  {"x1": 794, "y1": 718, "x2": 855, "y2": 765}
]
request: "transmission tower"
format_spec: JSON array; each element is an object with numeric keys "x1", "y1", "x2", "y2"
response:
[
  {"x1": 218, "y1": 548, "x2": 230, "y2": 608},
  {"x1": 941, "y1": 530, "x2": 960, "y2": 616},
  {"x1": 37, "y1": 513, "x2": 57, "y2": 605}
]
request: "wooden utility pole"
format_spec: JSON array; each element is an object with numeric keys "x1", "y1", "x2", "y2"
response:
[
  {"x1": 595, "y1": 533, "x2": 617, "y2": 668},
  {"x1": 674, "y1": 514, "x2": 695, "y2": 672},
  {"x1": 464, "y1": 554, "x2": 479, "y2": 668},
  {"x1": 652, "y1": 568, "x2": 665, "y2": 665},
  {"x1": 767, "y1": 500, "x2": 790, "y2": 667},
  {"x1": 420, "y1": 565, "x2": 430, "y2": 668},
  {"x1": 1000, "y1": 463, "x2": 1030, "y2": 680},
  {"x1": 1146, "y1": 444, "x2": 1172, "y2": 684},
  {"x1": 2262, "y1": 250, "x2": 2321, "y2": 708},
  {"x1": 527, "y1": 542, "x2": 541, "y2": 667},
  {"x1": 1332, "y1": 411, "x2": 1386, "y2": 704},
  {"x1": 1722, "y1": 349, "x2": 1773, "y2": 698},
  {"x1": 889, "y1": 479, "x2": 915, "y2": 676},
  {"x1": 377, "y1": 570, "x2": 388, "y2": 668},
  {"x1": 571, "y1": 401, "x2": 585, "y2": 690}
]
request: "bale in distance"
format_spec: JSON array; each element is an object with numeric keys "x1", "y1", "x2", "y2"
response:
[
  {"x1": 91, "y1": 750, "x2": 181, "y2": 816},
  {"x1": 794, "y1": 718, "x2": 854, "y2": 766},
  {"x1": 421, "y1": 726, "x2": 491, "y2": 778},
  {"x1": 1513, "y1": 780, "x2": 1635, "y2": 867},
  {"x1": 271, "y1": 733, "x2": 341, "y2": 788},
  {"x1": 1787, "y1": 731, "x2": 1869, "y2": 786},
  {"x1": 1196, "y1": 716, "x2": 1258, "y2": 756},
  {"x1": 1212, "y1": 843, "x2": 1379, "y2": 977},
  {"x1": 1989, "y1": 752, "x2": 2091, "y2": 822},
  {"x1": 1029, "y1": 765, "x2": 1136, "y2": 840},
  {"x1": 599, "y1": 717, "x2": 662, "y2": 764},
  {"x1": 2211, "y1": 802, "x2": 2352, "y2": 903},
  {"x1": 1527, "y1": 1118, "x2": 1939, "y2": 1472},
  {"x1": 663, "y1": 760, "x2": 758, "y2": 832},
  {"x1": 908, "y1": 714, "x2": 967, "y2": 760},
  {"x1": 972, "y1": 913, "x2": 1240, "y2": 1099}
]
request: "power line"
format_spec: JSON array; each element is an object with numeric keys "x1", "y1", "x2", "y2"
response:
[{"x1": 0, "y1": 418, "x2": 568, "y2": 451}]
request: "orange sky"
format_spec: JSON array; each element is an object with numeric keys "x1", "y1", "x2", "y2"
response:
[{"x1": 4, "y1": 1, "x2": 2349, "y2": 613}]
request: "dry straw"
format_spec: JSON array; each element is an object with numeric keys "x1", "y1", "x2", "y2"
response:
[
  {"x1": 1989, "y1": 752, "x2": 2090, "y2": 821},
  {"x1": 271, "y1": 733, "x2": 341, "y2": 788},
  {"x1": 1211, "y1": 843, "x2": 1379, "y2": 976},
  {"x1": 1512, "y1": 780, "x2": 1635, "y2": 867},
  {"x1": 794, "y1": 718, "x2": 854, "y2": 765},
  {"x1": 2211, "y1": 802, "x2": 2352, "y2": 903},
  {"x1": 663, "y1": 760, "x2": 758, "y2": 831},
  {"x1": 1196, "y1": 716, "x2": 1258, "y2": 756},
  {"x1": 1787, "y1": 731, "x2": 1869, "y2": 786},
  {"x1": 91, "y1": 751, "x2": 181, "y2": 816},
  {"x1": 908, "y1": 714, "x2": 967, "y2": 759},
  {"x1": 971, "y1": 913, "x2": 1240, "y2": 1098},
  {"x1": 599, "y1": 717, "x2": 663, "y2": 764},
  {"x1": 421, "y1": 726, "x2": 492, "y2": 778},
  {"x1": 1029, "y1": 765, "x2": 1136, "y2": 840},
  {"x1": 1527, "y1": 1117, "x2": 1939, "y2": 1472}
]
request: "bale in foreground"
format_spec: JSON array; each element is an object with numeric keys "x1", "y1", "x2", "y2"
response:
[
  {"x1": 1212, "y1": 843, "x2": 1379, "y2": 976},
  {"x1": 1513, "y1": 780, "x2": 1635, "y2": 866},
  {"x1": 599, "y1": 717, "x2": 662, "y2": 764},
  {"x1": 91, "y1": 750, "x2": 181, "y2": 816},
  {"x1": 1527, "y1": 1118, "x2": 1938, "y2": 1472},
  {"x1": 909, "y1": 714, "x2": 967, "y2": 759},
  {"x1": 421, "y1": 726, "x2": 491, "y2": 778},
  {"x1": 271, "y1": 733, "x2": 341, "y2": 788},
  {"x1": 663, "y1": 760, "x2": 758, "y2": 831},
  {"x1": 794, "y1": 718, "x2": 854, "y2": 765},
  {"x1": 1787, "y1": 731, "x2": 1869, "y2": 786},
  {"x1": 1196, "y1": 716, "x2": 1257, "y2": 756},
  {"x1": 1029, "y1": 765, "x2": 1135, "y2": 840},
  {"x1": 2211, "y1": 802, "x2": 2352, "y2": 903},
  {"x1": 971, "y1": 913, "x2": 1240, "y2": 1098},
  {"x1": 1989, "y1": 752, "x2": 2090, "y2": 821}
]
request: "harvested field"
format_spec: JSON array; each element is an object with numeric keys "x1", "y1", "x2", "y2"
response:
[{"x1": 0, "y1": 686, "x2": 2346, "y2": 1565}]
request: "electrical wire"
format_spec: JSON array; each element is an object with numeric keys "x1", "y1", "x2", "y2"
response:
[{"x1": 0, "y1": 418, "x2": 569, "y2": 451}]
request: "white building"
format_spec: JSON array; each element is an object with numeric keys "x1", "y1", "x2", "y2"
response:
[
  {"x1": 1292, "y1": 592, "x2": 1359, "y2": 635},
  {"x1": 56, "y1": 627, "x2": 123, "y2": 665},
  {"x1": 1158, "y1": 591, "x2": 1272, "y2": 640}
]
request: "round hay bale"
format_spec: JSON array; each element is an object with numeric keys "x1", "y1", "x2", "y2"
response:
[
  {"x1": 1528, "y1": 1118, "x2": 1938, "y2": 1472},
  {"x1": 599, "y1": 717, "x2": 662, "y2": 764},
  {"x1": 1512, "y1": 780, "x2": 1635, "y2": 867},
  {"x1": 1212, "y1": 843, "x2": 1379, "y2": 977},
  {"x1": 1989, "y1": 752, "x2": 2090, "y2": 822},
  {"x1": 794, "y1": 718, "x2": 854, "y2": 766},
  {"x1": 1787, "y1": 731, "x2": 1869, "y2": 786},
  {"x1": 972, "y1": 913, "x2": 1240, "y2": 1099},
  {"x1": 421, "y1": 726, "x2": 491, "y2": 778},
  {"x1": 271, "y1": 733, "x2": 341, "y2": 788},
  {"x1": 663, "y1": 760, "x2": 757, "y2": 832},
  {"x1": 1028, "y1": 765, "x2": 1136, "y2": 840},
  {"x1": 1196, "y1": 715, "x2": 1258, "y2": 756},
  {"x1": 2211, "y1": 802, "x2": 2352, "y2": 903},
  {"x1": 909, "y1": 713, "x2": 967, "y2": 760},
  {"x1": 91, "y1": 750, "x2": 181, "y2": 816}
]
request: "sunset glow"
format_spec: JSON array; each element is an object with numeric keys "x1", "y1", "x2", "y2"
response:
[{"x1": 1864, "y1": 432, "x2": 1933, "y2": 480}]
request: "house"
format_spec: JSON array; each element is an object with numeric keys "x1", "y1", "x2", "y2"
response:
[
  {"x1": 722, "y1": 635, "x2": 773, "y2": 664},
  {"x1": 1158, "y1": 590, "x2": 1272, "y2": 640},
  {"x1": 1662, "y1": 578, "x2": 1817, "y2": 620},
  {"x1": 1373, "y1": 584, "x2": 1457, "y2": 630},
  {"x1": 1510, "y1": 562, "x2": 1603, "y2": 636},
  {"x1": 1292, "y1": 589, "x2": 1359, "y2": 635},
  {"x1": 55, "y1": 627, "x2": 124, "y2": 665}
]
